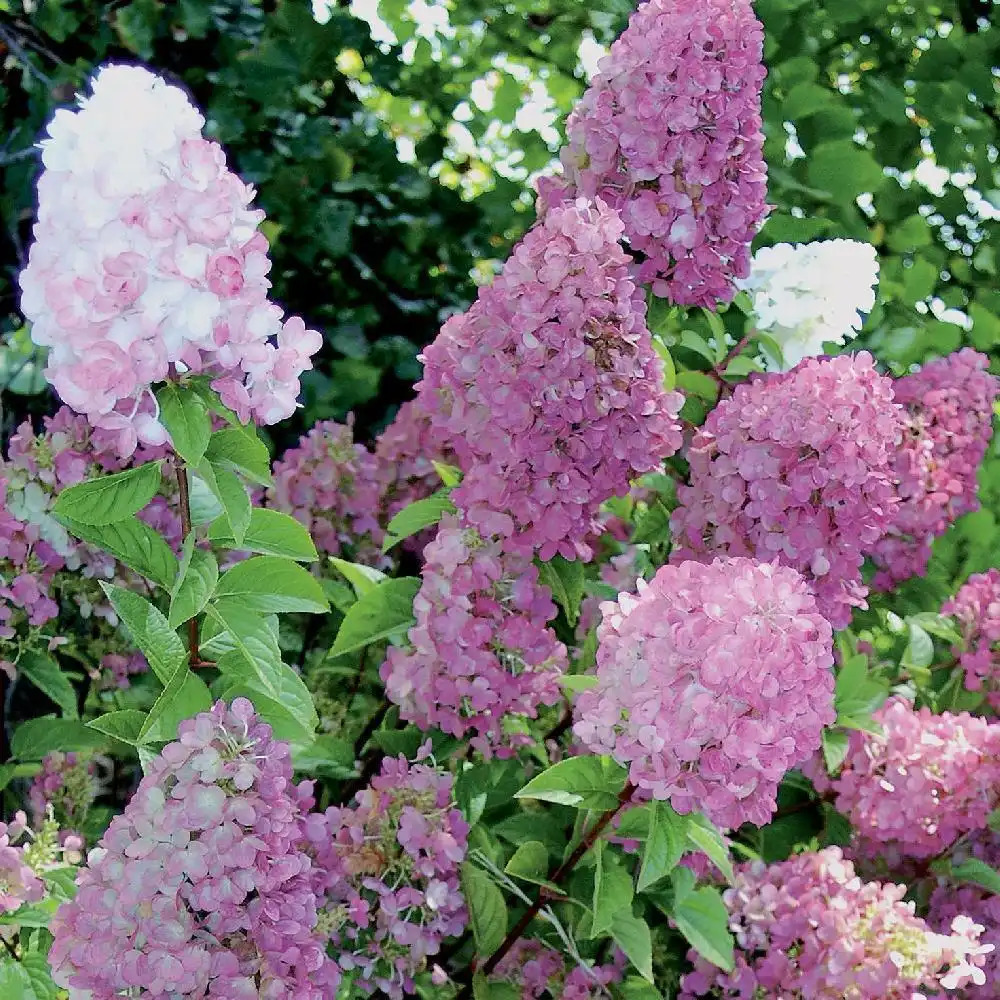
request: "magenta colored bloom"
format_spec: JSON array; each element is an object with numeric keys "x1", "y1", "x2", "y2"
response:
[
  {"x1": 49, "y1": 699, "x2": 341, "y2": 999},
  {"x1": 301, "y1": 756, "x2": 468, "y2": 997},
  {"x1": 573, "y1": 557, "x2": 835, "y2": 829},
  {"x1": 539, "y1": 0, "x2": 768, "y2": 307},
  {"x1": 19, "y1": 65, "x2": 321, "y2": 453},
  {"x1": 418, "y1": 198, "x2": 683, "y2": 561},
  {"x1": 492, "y1": 940, "x2": 625, "y2": 998},
  {"x1": 0, "y1": 819, "x2": 44, "y2": 915},
  {"x1": 671, "y1": 352, "x2": 903, "y2": 629},
  {"x1": 809, "y1": 697, "x2": 1000, "y2": 860},
  {"x1": 269, "y1": 419, "x2": 389, "y2": 568},
  {"x1": 382, "y1": 515, "x2": 567, "y2": 757},
  {"x1": 29, "y1": 752, "x2": 97, "y2": 834},
  {"x1": 680, "y1": 848, "x2": 992, "y2": 999},
  {"x1": 945, "y1": 569, "x2": 1000, "y2": 711},
  {"x1": 872, "y1": 349, "x2": 998, "y2": 589}
]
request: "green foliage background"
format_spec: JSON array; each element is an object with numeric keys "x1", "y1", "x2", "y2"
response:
[{"x1": 1, "y1": 0, "x2": 998, "y2": 580}]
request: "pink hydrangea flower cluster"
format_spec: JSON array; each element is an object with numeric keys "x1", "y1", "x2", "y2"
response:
[
  {"x1": 29, "y1": 751, "x2": 97, "y2": 834},
  {"x1": 492, "y1": 939, "x2": 626, "y2": 999},
  {"x1": 671, "y1": 352, "x2": 903, "y2": 629},
  {"x1": 301, "y1": 755, "x2": 468, "y2": 997},
  {"x1": 927, "y1": 833, "x2": 1000, "y2": 999},
  {"x1": 99, "y1": 649, "x2": 151, "y2": 690},
  {"x1": 944, "y1": 569, "x2": 1000, "y2": 711},
  {"x1": 679, "y1": 847, "x2": 992, "y2": 999},
  {"x1": 809, "y1": 697, "x2": 1000, "y2": 860},
  {"x1": 49, "y1": 699, "x2": 341, "y2": 999},
  {"x1": 1, "y1": 407, "x2": 172, "y2": 650},
  {"x1": 374, "y1": 397, "x2": 457, "y2": 552},
  {"x1": 18, "y1": 64, "x2": 322, "y2": 454},
  {"x1": 268, "y1": 419, "x2": 389, "y2": 569},
  {"x1": 418, "y1": 198, "x2": 683, "y2": 561},
  {"x1": 538, "y1": 0, "x2": 768, "y2": 307},
  {"x1": 382, "y1": 515, "x2": 568, "y2": 756},
  {"x1": 872, "y1": 349, "x2": 998, "y2": 589},
  {"x1": 0, "y1": 814, "x2": 45, "y2": 915},
  {"x1": 573, "y1": 556, "x2": 835, "y2": 829}
]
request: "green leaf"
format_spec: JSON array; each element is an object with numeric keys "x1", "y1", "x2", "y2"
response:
[
  {"x1": 537, "y1": 555, "x2": 585, "y2": 627},
  {"x1": 169, "y1": 544, "x2": 219, "y2": 628},
  {"x1": 610, "y1": 910, "x2": 655, "y2": 983},
  {"x1": 101, "y1": 585, "x2": 186, "y2": 684},
  {"x1": 330, "y1": 577, "x2": 420, "y2": 657},
  {"x1": 515, "y1": 756, "x2": 628, "y2": 811},
  {"x1": 330, "y1": 557, "x2": 387, "y2": 597},
  {"x1": 632, "y1": 500, "x2": 672, "y2": 546},
  {"x1": 205, "y1": 427, "x2": 273, "y2": 487},
  {"x1": 198, "y1": 459, "x2": 252, "y2": 545},
  {"x1": 214, "y1": 556, "x2": 328, "y2": 613},
  {"x1": 558, "y1": 674, "x2": 600, "y2": 695},
  {"x1": 461, "y1": 862, "x2": 508, "y2": 957},
  {"x1": 17, "y1": 652, "x2": 77, "y2": 718},
  {"x1": 592, "y1": 843, "x2": 634, "y2": 937},
  {"x1": 157, "y1": 383, "x2": 212, "y2": 467},
  {"x1": 834, "y1": 654, "x2": 888, "y2": 723},
  {"x1": 216, "y1": 679, "x2": 318, "y2": 746},
  {"x1": 86, "y1": 710, "x2": 148, "y2": 747},
  {"x1": 382, "y1": 490, "x2": 456, "y2": 552},
  {"x1": 902, "y1": 622, "x2": 934, "y2": 671},
  {"x1": 208, "y1": 507, "x2": 317, "y2": 561},
  {"x1": 675, "y1": 370, "x2": 720, "y2": 403},
  {"x1": 140, "y1": 660, "x2": 212, "y2": 743},
  {"x1": 432, "y1": 461, "x2": 462, "y2": 487},
  {"x1": 679, "y1": 329, "x2": 717, "y2": 364},
  {"x1": 670, "y1": 879, "x2": 735, "y2": 972},
  {"x1": 52, "y1": 461, "x2": 162, "y2": 525},
  {"x1": 58, "y1": 515, "x2": 178, "y2": 589},
  {"x1": 11, "y1": 717, "x2": 106, "y2": 759},
  {"x1": 638, "y1": 801, "x2": 686, "y2": 892},
  {"x1": 204, "y1": 600, "x2": 319, "y2": 739},
  {"x1": 0, "y1": 957, "x2": 45, "y2": 999},
  {"x1": 821, "y1": 729, "x2": 850, "y2": 773},
  {"x1": 504, "y1": 841, "x2": 552, "y2": 887},
  {"x1": 950, "y1": 858, "x2": 1000, "y2": 896},
  {"x1": 685, "y1": 814, "x2": 734, "y2": 884},
  {"x1": 807, "y1": 140, "x2": 886, "y2": 200}
]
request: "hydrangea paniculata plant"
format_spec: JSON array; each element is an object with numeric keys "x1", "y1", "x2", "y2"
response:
[
  {"x1": 49, "y1": 699, "x2": 341, "y2": 999},
  {"x1": 671, "y1": 352, "x2": 903, "y2": 629},
  {"x1": 382, "y1": 515, "x2": 568, "y2": 756},
  {"x1": 418, "y1": 198, "x2": 683, "y2": 561},
  {"x1": 539, "y1": 0, "x2": 768, "y2": 307},
  {"x1": 944, "y1": 569, "x2": 1000, "y2": 711},
  {"x1": 573, "y1": 557, "x2": 835, "y2": 829},
  {"x1": 679, "y1": 848, "x2": 992, "y2": 998},
  {"x1": 491, "y1": 939, "x2": 626, "y2": 999},
  {"x1": 18, "y1": 65, "x2": 322, "y2": 454}
]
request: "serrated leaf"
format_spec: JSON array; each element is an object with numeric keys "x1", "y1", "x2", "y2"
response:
[
  {"x1": 52, "y1": 461, "x2": 161, "y2": 525},
  {"x1": 330, "y1": 557, "x2": 386, "y2": 597},
  {"x1": 197, "y1": 459, "x2": 252, "y2": 545},
  {"x1": 515, "y1": 756, "x2": 628, "y2": 811},
  {"x1": 592, "y1": 843, "x2": 634, "y2": 937},
  {"x1": 157, "y1": 383, "x2": 211, "y2": 466},
  {"x1": 330, "y1": 577, "x2": 420, "y2": 657},
  {"x1": 504, "y1": 841, "x2": 552, "y2": 888},
  {"x1": 537, "y1": 555, "x2": 585, "y2": 627},
  {"x1": 685, "y1": 814, "x2": 734, "y2": 884},
  {"x1": 102, "y1": 585, "x2": 187, "y2": 683},
  {"x1": 169, "y1": 545, "x2": 219, "y2": 627},
  {"x1": 382, "y1": 490, "x2": 456, "y2": 552},
  {"x1": 214, "y1": 556, "x2": 328, "y2": 613},
  {"x1": 11, "y1": 718, "x2": 106, "y2": 759},
  {"x1": 461, "y1": 863, "x2": 508, "y2": 957},
  {"x1": 611, "y1": 910, "x2": 655, "y2": 983},
  {"x1": 208, "y1": 507, "x2": 317, "y2": 560},
  {"x1": 205, "y1": 427, "x2": 273, "y2": 486},
  {"x1": 86, "y1": 710, "x2": 147, "y2": 747},
  {"x1": 638, "y1": 801, "x2": 686, "y2": 892},
  {"x1": 17, "y1": 652, "x2": 77, "y2": 718},
  {"x1": 140, "y1": 660, "x2": 212, "y2": 743},
  {"x1": 57, "y1": 516, "x2": 178, "y2": 589}
]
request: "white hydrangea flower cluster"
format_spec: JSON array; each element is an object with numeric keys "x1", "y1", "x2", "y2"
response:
[{"x1": 737, "y1": 239, "x2": 880, "y2": 370}]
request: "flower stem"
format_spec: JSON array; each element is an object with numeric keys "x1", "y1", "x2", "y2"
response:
[
  {"x1": 454, "y1": 780, "x2": 637, "y2": 996},
  {"x1": 174, "y1": 459, "x2": 200, "y2": 667}
]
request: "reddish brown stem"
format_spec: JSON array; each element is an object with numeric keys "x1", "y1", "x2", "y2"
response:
[
  {"x1": 174, "y1": 460, "x2": 200, "y2": 668},
  {"x1": 454, "y1": 781, "x2": 637, "y2": 996}
]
